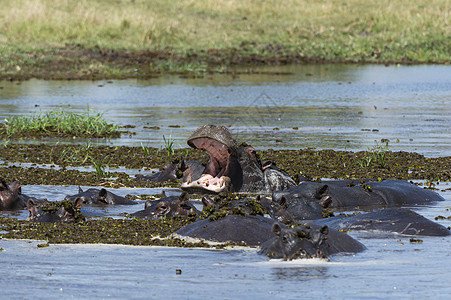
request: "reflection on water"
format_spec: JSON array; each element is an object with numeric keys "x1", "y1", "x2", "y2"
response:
[
  {"x1": 0, "y1": 64, "x2": 450, "y2": 156},
  {"x1": 272, "y1": 266, "x2": 328, "y2": 281}
]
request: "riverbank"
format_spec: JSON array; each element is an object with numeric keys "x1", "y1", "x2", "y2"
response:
[{"x1": 1, "y1": 0, "x2": 449, "y2": 80}]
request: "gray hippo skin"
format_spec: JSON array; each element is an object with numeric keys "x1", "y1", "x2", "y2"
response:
[
  {"x1": 0, "y1": 180, "x2": 29, "y2": 210},
  {"x1": 131, "y1": 191, "x2": 200, "y2": 220},
  {"x1": 259, "y1": 223, "x2": 366, "y2": 260},
  {"x1": 135, "y1": 157, "x2": 205, "y2": 183},
  {"x1": 181, "y1": 124, "x2": 295, "y2": 194},
  {"x1": 271, "y1": 179, "x2": 445, "y2": 220},
  {"x1": 176, "y1": 214, "x2": 277, "y2": 246},
  {"x1": 65, "y1": 187, "x2": 136, "y2": 205},
  {"x1": 313, "y1": 208, "x2": 450, "y2": 236},
  {"x1": 27, "y1": 198, "x2": 84, "y2": 223}
]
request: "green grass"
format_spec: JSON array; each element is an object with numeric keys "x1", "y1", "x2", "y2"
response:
[
  {"x1": 0, "y1": 0, "x2": 449, "y2": 76},
  {"x1": 3, "y1": 107, "x2": 120, "y2": 137}
]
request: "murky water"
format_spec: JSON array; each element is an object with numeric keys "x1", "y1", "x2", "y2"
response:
[
  {"x1": 1, "y1": 65, "x2": 451, "y2": 298},
  {"x1": 1, "y1": 64, "x2": 450, "y2": 156}
]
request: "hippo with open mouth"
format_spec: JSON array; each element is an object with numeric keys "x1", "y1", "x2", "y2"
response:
[{"x1": 180, "y1": 124, "x2": 295, "y2": 194}]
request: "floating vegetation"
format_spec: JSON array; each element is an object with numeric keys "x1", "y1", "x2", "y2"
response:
[
  {"x1": 0, "y1": 144, "x2": 450, "y2": 186},
  {"x1": 0, "y1": 216, "x2": 239, "y2": 248}
]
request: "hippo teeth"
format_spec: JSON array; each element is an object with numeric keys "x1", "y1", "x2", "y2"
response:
[{"x1": 180, "y1": 174, "x2": 230, "y2": 193}]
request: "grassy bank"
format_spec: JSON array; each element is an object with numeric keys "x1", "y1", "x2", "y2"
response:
[{"x1": 0, "y1": 0, "x2": 449, "y2": 79}]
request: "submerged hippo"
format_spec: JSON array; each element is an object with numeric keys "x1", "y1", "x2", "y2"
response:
[
  {"x1": 259, "y1": 223, "x2": 366, "y2": 260},
  {"x1": 180, "y1": 125, "x2": 295, "y2": 194},
  {"x1": 0, "y1": 180, "x2": 28, "y2": 210},
  {"x1": 271, "y1": 179, "x2": 445, "y2": 220},
  {"x1": 131, "y1": 191, "x2": 199, "y2": 220},
  {"x1": 27, "y1": 198, "x2": 84, "y2": 223},
  {"x1": 65, "y1": 187, "x2": 136, "y2": 205},
  {"x1": 176, "y1": 214, "x2": 277, "y2": 246},
  {"x1": 313, "y1": 208, "x2": 450, "y2": 236},
  {"x1": 135, "y1": 157, "x2": 205, "y2": 183}
]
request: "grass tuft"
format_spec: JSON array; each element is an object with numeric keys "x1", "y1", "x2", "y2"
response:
[{"x1": 3, "y1": 107, "x2": 120, "y2": 138}]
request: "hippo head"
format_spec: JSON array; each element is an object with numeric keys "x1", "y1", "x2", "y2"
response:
[
  {"x1": 27, "y1": 198, "x2": 83, "y2": 223},
  {"x1": 142, "y1": 191, "x2": 199, "y2": 220},
  {"x1": 260, "y1": 223, "x2": 330, "y2": 260},
  {"x1": 181, "y1": 125, "x2": 240, "y2": 193},
  {"x1": 0, "y1": 180, "x2": 25, "y2": 210},
  {"x1": 271, "y1": 182, "x2": 332, "y2": 220}
]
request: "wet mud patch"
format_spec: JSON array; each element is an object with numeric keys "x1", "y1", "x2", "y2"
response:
[{"x1": 0, "y1": 44, "x2": 427, "y2": 81}]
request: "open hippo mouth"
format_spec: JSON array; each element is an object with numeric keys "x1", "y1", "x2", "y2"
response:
[
  {"x1": 181, "y1": 125, "x2": 237, "y2": 193},
  {"x1": 181, "y1": 137, "x2": 233, "y2": 193}
]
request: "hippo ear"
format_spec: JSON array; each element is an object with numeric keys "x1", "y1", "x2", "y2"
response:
[
  {"x1": 201, "y1": 195, "x2": 215, "y2": 207},
  {"x1": 279, "y1": 196, "x2": 288, "y2": 208},
  {"x1": 272, "y1": 223, "x2": 282, "y2": 237},
  {"x1": 159, "y1": 191, "x2": 167, "y2": 198},
  {"x1": 99, "y1": 188, "x2": 107, "y2": 199},
  {"x1": 73, "y1": 197, "x2": 83, "y2": 209},
  {"x1": 78, "y1": 186, "x2": 83, "y2": 193},
  {"x1": 320, "y1": 225, "x2": 329, "y2": 235},
  {"x1": 178, "y1": 156, "x2": 187, "y2": 171},
  {"x1": 26, "y1": 199, "x2": 36, "y2": 210},
  {"x1": 179, "y1": 192, "x2": 189, "y2": 204},
  {"x1": 315, "y1": 184, "x2": 329, "y2": 198},
  {"x1": 0, "y1": 180, "x2": 7, "y2": 191}
]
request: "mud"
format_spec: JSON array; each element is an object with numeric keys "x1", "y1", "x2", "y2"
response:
[{"x1": 0, "y1": 44, "x2": 431, "y2": 81}]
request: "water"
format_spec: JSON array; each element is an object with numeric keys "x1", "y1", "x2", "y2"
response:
[
  {"x1": 0, "y1": 64, "x2": 450, "y2": 156},
  {"x1": 1, "y1": 64, "x2": 451, "y2": 298}
]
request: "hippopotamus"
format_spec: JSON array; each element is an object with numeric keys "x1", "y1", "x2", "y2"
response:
[
  {"x1": 131, "y1": 191, "x2": 200, "y2": 220},
  {"x1": 64, "y1": 187, "x2": 136, "y2": 205},
  {"x1": 258, "y1": 223, "x2": 366, "y2": 260},
  {"x1": 135, "y1": 157, "x2": 205, "y2": 183},
  {"x1": 180, "y1": 124, "x2": 295, "y2": 194},
  {"x1": 313, "y1": 208, "x2": 450, "y2": 236},
  {"x1": 0, "y1": 180, "x2": 29, "y2": 210},
  {"x1": 271, "y1": 179, "x2": 445, "y2": 220},
  {"x1": 27, "y1": 198, "x2": 84, "y2": 223},
  {"x1": 176, "y1": 214, "x2": 277, "y2": 246}
]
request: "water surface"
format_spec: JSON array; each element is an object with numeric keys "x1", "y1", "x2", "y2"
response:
[{"x1": 1, "y1": 64, "x2": 450, "y2": 156}]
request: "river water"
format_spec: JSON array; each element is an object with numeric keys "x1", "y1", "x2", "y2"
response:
[
  {"x1": 0, "y1": 64, "x2": 450, "y2": 156},
  {"x1": 1, "y1": 64, "x2": 451, "y2": 299}
]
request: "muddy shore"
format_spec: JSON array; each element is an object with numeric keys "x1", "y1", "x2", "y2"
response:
[{"x1": 1, "y1": 45, "x2": 444, "y2": 81}]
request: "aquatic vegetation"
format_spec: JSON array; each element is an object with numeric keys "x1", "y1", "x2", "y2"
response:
[
  {"x1": 163, "y1": 135, "x2": 175, "y2": 156},
  {"x1": 0, "y1": 216, "x2": 241, "y2": 248},
  {"x1": 90, "y1": 155, "x2": 109, "y2": 178},
  {"x1": 358, "y1": 141, "x2": 389, "y2": 168},
  {"x1": 2, "y1": 108, "x2": 120, "y2": 138}
]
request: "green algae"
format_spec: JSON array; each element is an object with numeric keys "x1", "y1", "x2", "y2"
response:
[
  {"x1": 200, "y1": 194, "x2": 268, "y2": 221},
  {"x1": 0, "y1": 144, "x2": 450, "y2": 186},
  {"x1": 0, "y1": 216, "x2": 238, "y2": 248}
]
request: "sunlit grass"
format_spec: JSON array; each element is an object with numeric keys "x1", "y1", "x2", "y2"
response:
[
  {"x1": 0, "y1": 0, "x2": 449, "y2": 64},
  {"x1": 4, "y1": 108, "x2": 120, "y2": 137}
]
